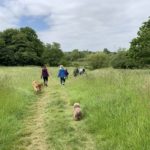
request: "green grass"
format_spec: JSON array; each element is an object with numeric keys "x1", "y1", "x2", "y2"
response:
[
  {"x1": 0, "y1": 67, "x2": 150, "y2": 150},
  {"x1": 45, "y1": 79, "x2": 96, "y2": 150},
  {"x1": 66, "y1": 69, "x2": 150, "y2": 150},
  {"x1": 0, "y1": 67, "x2": 41, "y2": 150}
]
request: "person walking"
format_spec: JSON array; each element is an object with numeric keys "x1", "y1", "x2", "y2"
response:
[
  {"x1": 64, "y1": 68, "x2": 69, "y2": 79},
  {"x1": 58, "y1": 65, "x2": 66, "y2": 85},
  {"x1": 73, "y1": 67, "x2": 79, "y2": 77},
  {"x1": 41, "y1": 65, "x2": 49, "y2": 86}
]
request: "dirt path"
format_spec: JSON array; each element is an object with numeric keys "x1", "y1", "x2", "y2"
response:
[
  {"x1": 26, "y1": 94, "x2": 49, "y2": 150},
  {"x1": 18, "y1": 92, "x2": 50, "y2": 150},
  {"x1": 17, "y1": 78, "x2": 96, "y2": 150}
]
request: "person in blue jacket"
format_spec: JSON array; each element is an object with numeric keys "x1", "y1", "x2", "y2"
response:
[{"x1": 58, "y1": 65, "x2": 66, "y2": 85}]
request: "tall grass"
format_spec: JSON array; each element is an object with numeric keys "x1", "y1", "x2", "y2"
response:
[
  {"x1": 66, "y1": 69, "x2": 150, "y2": 150},
  {"x1": 0, "y1": 67, "x2": 41, "y2": 150},
  {"x1": 0, "y1": 67, "x2": 149, "y2": 150}
]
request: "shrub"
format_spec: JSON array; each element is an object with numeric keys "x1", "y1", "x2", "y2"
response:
[
  {"x1": 111, "y1": 51, "x2": 138, "y2": 69},
  {"x1": 88, "y1": 52, "x2": 109, "y2": 69}
]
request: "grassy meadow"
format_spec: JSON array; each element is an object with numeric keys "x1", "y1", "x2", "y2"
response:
[
  {"x1": 66, "y1": 69, "x2": 150, "y2": 150},
  {"x1": 0, "y1": 67, "x2": 41, "y2": 150},
  {"x1": 0, "y1": 67, "x2": 150, "y2": 150}
]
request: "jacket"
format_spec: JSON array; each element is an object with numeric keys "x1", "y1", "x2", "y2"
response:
[{"x1": 58, "y1": 69, "x2": 66, "y2": 78}]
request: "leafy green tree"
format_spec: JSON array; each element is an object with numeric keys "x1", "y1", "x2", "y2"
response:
[
  {"x1": 88, "y1": 52, "x2": 109, "y2": 69},
  {"x1": 0, "y1": 47, "x2": 16, "y2": 66},
  {"x1": 20, "y1": 27, "x2": 44, "y2": 57},
  {"x1": 64, "y1": 49, "x2": 86, "y2": 62},
  {"x1": 0, "y1": 29, "x2": 17, "y2": 65},
  {"x1": 129, "y1": 17, "x2": 150, "y2": 67},
  {"x1": 51, "y1": 42, "x2": 61, "y2": 50},
  {"x1": 0, "y1": 27, "x2": 44, "y2": 66},
  {"x1": 111, "y1": 50, "x2": 137, "y2": 69},
  {"x1": 71, "y1": 49, "x2": 83, "y2": 61},
  {"x1": 1, "y1": 29, "x2": 19, "y2": 45},
  {"x1": 103, "y1": 48, "x2": 111, "y2": 54},
  {"x1": 15, "y1": 51, "x2": 41, "y2": 65},
  {"x1": 20, "y1": 27, "x2": 38, "y2": 41},
  {"x1": 42, "y1": 43, "x2": 64, "y2": 66}
]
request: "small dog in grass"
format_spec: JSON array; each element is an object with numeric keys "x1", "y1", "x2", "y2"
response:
[
  {"x1": 32, "y1": 80, "x2": 43, "y2": 92},
  {"x1": 73, "y1": 103, "x2": 82, "y2": 121}
]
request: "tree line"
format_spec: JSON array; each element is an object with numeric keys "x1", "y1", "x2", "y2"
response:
[{"x1": 0, "y1": 18, "x2": 150, "y2": 69}]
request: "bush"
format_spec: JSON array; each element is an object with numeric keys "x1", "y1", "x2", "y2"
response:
[
  {"x1": 111, "y1": 51, "x2": 138, "y2": 69},
  {"x1": 59, "y1": 58, "x2": 70, "y2": 66},
  {"x1": 88, "y1": 52, "x2": 109, "y2": 69}
]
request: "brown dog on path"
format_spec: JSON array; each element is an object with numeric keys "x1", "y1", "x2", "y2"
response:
[{"x1": 32, "y1": 80, "x2": 43, "y2": 92}]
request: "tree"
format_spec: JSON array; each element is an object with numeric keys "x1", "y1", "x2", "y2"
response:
[
  {"x1": 88, "y1": 52, "x2": 109, "y2": 69},
  {"x1": 1, "y1": 29, "x2": 19, "y2": 45},
  {"x1": 0, "y1": 29, "x2": 18, "y2": 65},
  {"x1": 110, "y1": 48, "x2": 138, "y2": 69},
  {"x1": 20, "y1": 27, "x2": 38, "y2": 41},
  {"x1": 70, "y1": 49, "x2": 84, "y2": 61},
  {"x1": 0, "y1": 27, "x2": 44, "y2": 66},
  {"x1": 0, "y1": 47, "x2": 16, "y2": 66},
  {"x1": 42, "y1": 43, "x2": 64, "y2": 66},
  {"x1": 103, "y1": 48, "x2": 111, "y2": 54},
  {"x1": 129, "y1": 17, "x2": 150, "y2": 67},
  {"x1": 51, "y1": 42, "x2": 61, "y2": 50}
]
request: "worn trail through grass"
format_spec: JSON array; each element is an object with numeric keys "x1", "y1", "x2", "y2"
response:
[
  {"x1": 18, "y1": 78, "x2": 95, "y2": 150},
  {"x1": 17, "y1": 93, "x2": 49, "y2": 150}
]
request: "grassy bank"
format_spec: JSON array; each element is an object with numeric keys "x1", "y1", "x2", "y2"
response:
[
  {"x1": 0, "y1": 67, "x2": 41, "y2": 150},
  {"x1": 66, "y1": 69, "x2": 150, "y2": 150}
]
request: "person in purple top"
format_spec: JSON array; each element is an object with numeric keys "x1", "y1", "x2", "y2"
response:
[{"x1": 41, "y1": 65, "x2": 49, "y2": 86}]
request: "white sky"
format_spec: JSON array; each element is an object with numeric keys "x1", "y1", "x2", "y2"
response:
[{"x1": 0, "y1": 0, "x2": 150, "y2": 51}]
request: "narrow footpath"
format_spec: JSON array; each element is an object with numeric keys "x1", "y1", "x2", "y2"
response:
[{"x1": 17, "y1": 78, "x2": 96, "y2": 150}]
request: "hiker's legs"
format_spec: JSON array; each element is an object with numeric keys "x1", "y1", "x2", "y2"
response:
[
  {"x1": 60, "y1": 78, "x2": 63, "y2": 84},
  {"x1": 60, "y1": 77, "x2": 65, "y2": 85},
  {"x1": 43, "y1": 77, "x2": 48, "y2": 86},
  {"x1": 62, "y1": 77, "x2": 65, "y2": 85}
]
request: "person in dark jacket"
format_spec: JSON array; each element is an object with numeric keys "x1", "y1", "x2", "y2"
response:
[
  {"x1": 58, "y1": 65, "x2": 66, "y2": 85},
  {"x1": 64, "y1": 69, "x2": 69, "y2": 79},
  {"x1": 73, "y1": 67, "x2": 79, "y2": 77},
  {"x1": 41, "y1": 65, "x2": 49, "y2": 86}
]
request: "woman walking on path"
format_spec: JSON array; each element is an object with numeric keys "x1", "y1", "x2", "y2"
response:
[
  {"x1": 58, "y1": 65, "x2": 66, "y2": 85},
  {"x1": 41, "y1": 65, "x2": 49, "y2": 86}
]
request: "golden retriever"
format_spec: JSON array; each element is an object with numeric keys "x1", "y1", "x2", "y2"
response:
[
  {"x1": 32, "y1": 80, "x2": 43, "y2": 92},
  {"x1": 73, "y1": 103, "x2": 82, "y2": 121}
]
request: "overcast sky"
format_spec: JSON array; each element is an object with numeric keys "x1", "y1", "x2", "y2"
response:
[{"x1": 0, "y1": 0, "x2": 150, "y2": 51}]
